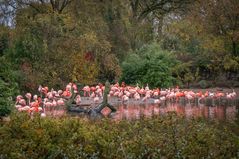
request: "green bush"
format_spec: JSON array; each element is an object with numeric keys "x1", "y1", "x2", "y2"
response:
[
  {"x1": 121, "y1": 43, "x2": 178, "y2": 88},
  {"x1": 198, "y1": 80, "x2": 208, "y2": 89},
  {"x1": 0, "y1": 113, "x2": 238, "y2": 158},
  {"x1": 0, "y1": 80, "x2": 13, "y2": 116},
  {"x1": 0, "y1": 57, "x2": 19, "y2": 117}
]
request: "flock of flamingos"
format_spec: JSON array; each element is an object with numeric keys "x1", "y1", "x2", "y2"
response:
[{"x1": 14, "y1": 82, "x2": 238, "y2": 117}]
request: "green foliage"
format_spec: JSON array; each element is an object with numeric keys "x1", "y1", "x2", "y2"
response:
[
  {"x1": 198, "y1": 80, "x2": 208, "y2": 89},
  {"x1": 223, "y1": 55, "x2": 239, "y2": 72},
  {"x1": 0, "y1": 113, "x2": 238, "y2": 158},
  {"x1": 0, "y1": 25, "x2": 10, "y2": 56},
  {"x1": 0, "y1": 80, "x2": 13, "y2": 117},
  {"x1": 121, "y1": 43, "x2": 178, "y2": 88},
  {"x1": 3, "y1": 2, "x2": 129, "y2": 90},
  {"x1": 0, "y1": 0, "x2": 238, "y2": 91},
  {"x1": 7, "y1": 32, "x2": 44, "y2": 64},
  {"x1": 172, "y1": 62, "x2": 201, "y2": 87},
  {"x1": 0, "y1": 57, "x2": 19, "y2": 117}
]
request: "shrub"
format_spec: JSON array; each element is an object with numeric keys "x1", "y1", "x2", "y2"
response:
[
  {"x1": 198, "y1": 80, "x2": 208, "y2": 89},
  {"x1": 121, "y1": 43, "x2": 178, "y2": 88},
  {"x1": 0, "y1": 57, "x2": 19, "y2": 117},
  {"x1": 0, "y1": 80, "x2": 13, "y2": 116},
  {"x1": 0, "y1": 113, "x2": 238, "y2": 158}
]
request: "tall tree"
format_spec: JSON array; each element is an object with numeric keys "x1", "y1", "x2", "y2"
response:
[
  {"x1": 130, "y1": 0, "x2": 193, "y2": 19},
  {"x1": 191, "y1": 0, "x2": 239, "y2": 56}
]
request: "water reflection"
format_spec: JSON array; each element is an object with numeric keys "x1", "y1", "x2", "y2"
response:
[
  {"x1": 105, "y1": 103, "x2": 239, "y2": 121},
  {"x1": 45, "y1": 103, "x2": 239, "y2": 122},
  {"x1": 45, "y1": 106, "x2": 66, "y2": 117}
]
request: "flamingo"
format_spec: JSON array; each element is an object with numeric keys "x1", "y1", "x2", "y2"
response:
[
  {"x1": 145, "y1": 84, "x2": 149, "y2": 91},
  {"x1": 231, "y1": 90, "x2": 237, "y2": 98},
  {"x1": 160, "y1": 90, "x2": 167, "y2": 96},
  {"x1": 19, "y1": 106, "x2": 30, "y2": 112},
  {"x1": 113, "y1": 91, "x2": 119, "y2": 97},
  {"x1": 19, "y1": 99, "x2": 26, "y2": 106},
  {"x1": 75, "y1": 95, "x2": 81, "y2": 105},
  {"x1": 41, "y1": 113, "x2": 46, "y2": 118},
  {"x1": 134, "y1": 93, "x2": 140, "y2": 100},
  {"x1": 160, "y1": 96, "x2": 166, "y2": 101},
  {"x1": 154, "y1": 99, "x2": 160, "y2": 104},
  {"x1": 15, "y1": 105, "x2": 22, "y2": 109},
  {"x1": 38, "y1": 85, "x2": 42, "y2": 92},
  {"x1": 90, "y1": 92, "x2": 96, "y2": 98},
  {"x1": 62, "y1": 90, "x2": 72, "y2": 98},
  {"x1": 66, "y1": 83, "x2": 72, "y2": 91},
  {"x1": 118, "y1": 91, "x2": 124, "y2": 98},
  {"x1": 93, "y1": 95, "x2": 100, "y2": 103},
  {"x1": 138, "y1": 88, "x2": 145, "y2": 97},
  {"x1": 33, "y1": 95, "x2": 38, "y2": 101},
  {"x1": 25, "y1": 93, "x2": 32, "y2": 105},
  {"x1": 57, "y1": 98, "x2": 65, "y2": 106},
  {"x1": 142, "y1": 94, "x2": 150, "y2": 102},
  {"x1": 41, "y1": 87, "x2": 49, "y2": 95},
  {"x1": 72, "y1": 83, "x2": 78, "y2": 93},
  {"x1": 109, "y1": 90, "x2": 114, "y2": 96},
  {"x1": 122, "y1": 95, "x2": 129, "y2": 102},
  {"x1": 15, "y1": 95, "x2": 23, "y2": 104},
  {"x1": 58, "y1": 90, "x2": 63, "y2": 95},
  {"x1": 82, "y1": 86, "x2": 90, "y2": 97},
  {"x1": 47, "y1": 92, "x2": 54, "y2": 99},
  {"x1": 124, "y1": 91, "x2": 131, "y2": 97},
  {"x1": 52, "y1": 100, "x2": 57, "y2": 107},
  {"x1": 153, "y1": 90, "x2": 159, "y2": 98}
]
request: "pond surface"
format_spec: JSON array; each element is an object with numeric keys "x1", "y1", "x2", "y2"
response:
[
  {"x1": 104, "y1": 103, "x2": 239, "y2": 122},
  {"x1": 45, "y1": 99, "x2": 239, "y2": 122}
]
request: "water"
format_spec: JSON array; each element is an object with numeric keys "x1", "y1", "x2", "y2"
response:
[
  {"x1": 45, "y1": 101, "x2": 239, "y2": 122},
  {"x1": 105, "y1": 103, "x2": 239, "y2": 121}
]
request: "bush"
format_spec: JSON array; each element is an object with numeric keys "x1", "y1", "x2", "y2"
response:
[
  {"x1": 121, "y1": 43, "x2": 178, "y2": 88},
  {"x1": 0, "y1": 80, "x2": 13, "y2": 116},
  {"x1": 0, "y1": 57, "x2": 19, "y2": 117},
  {"x1": 0, "y1": 113, "x2": 238, "y2": 158},
  {"x1": 198, "y1": 80, "x2": 208, "y2": 89}
]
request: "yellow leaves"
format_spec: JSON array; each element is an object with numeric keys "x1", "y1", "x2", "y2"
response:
[
  {"x1": 201, "y1": 35, "x2": 225, "y2": 54},
  {"x1": 79, "y1": 32, "x2": 112, "y2": 57},
  {"x1": 35, "y1": 128, "x2": 43, "y2": 136},
  {"x1": 20, "y1": 122, "x2": 29, "y2": 129},
  {"x1": 223, "y1": 55, "x2": 239, "y2": 71},
  {"x1": 101, "y1": 54, "x2": 122, "y2": 79},
  {"x1": 71, "y1": 53, "x2": 99, "y2": 85}
]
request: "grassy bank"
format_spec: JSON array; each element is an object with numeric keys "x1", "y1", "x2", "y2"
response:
[{"x1": 0, "y1": 113, "x2": 239, "y2": 159}]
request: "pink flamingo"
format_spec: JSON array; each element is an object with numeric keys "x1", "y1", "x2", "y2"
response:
[
  {"x1": 75, "y1": 95, "x2": 81, "y2": 105},
  {"x1": 93, "y1": 95, "x2": 100, "y2": 103},
  {"x1": 25, "y1": 93, "x2": 32, "y2": 105},
  {"x1": 82, "y1": 86, "x2": 90, "y2": 97}
]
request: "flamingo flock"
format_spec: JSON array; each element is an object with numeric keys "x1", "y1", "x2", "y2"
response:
[
  {"x1": 14, "y1": 82, "x2": 238, "y2": 117},
  {"x1": 107, "y1": 83, "x2": 237, "y2": 103}
]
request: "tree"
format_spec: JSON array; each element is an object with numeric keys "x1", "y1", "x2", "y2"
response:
[
  {"x1": 191, "y1": 0, "x2": 239, "y2": 56},
  {"x1": 129, "y1": 0, "x2": 193, "y2": 19}
]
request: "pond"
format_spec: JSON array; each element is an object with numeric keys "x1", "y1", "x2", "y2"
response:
[
  {"x1": 107, "y1": 103, "x2": 239, "y2": 121},
  {"x1": 44, "y1": 97, "x2": 239, "y2": 123}
]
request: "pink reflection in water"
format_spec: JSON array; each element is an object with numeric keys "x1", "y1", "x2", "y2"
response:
[
  {"x1": 45, "y1": 103, "x2": 238, "y2": 121},
  {"x1": 111, "y1": 103, "x2": 238, "y2": 121},
  {"x1": 45, "y1": 106, "x2": 66, "y2": 117}
]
